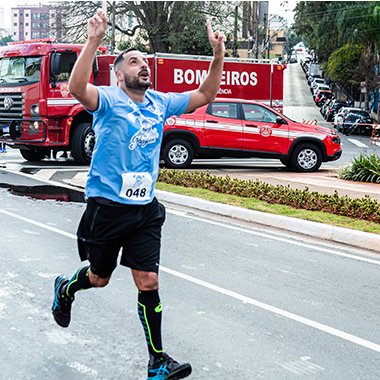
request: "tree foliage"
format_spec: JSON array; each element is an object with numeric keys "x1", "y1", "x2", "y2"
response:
[
  {"x1": 0, "y1": 36, "x2": 13, "y2": 46},
  {"x1": 56, "y1": 1, "x2": 238, "y2": 55},
  {"x1": 326, "y1": 44, "x2": 365, "y2": 86},
  {"x1": 293, "y1": 1, "x2": 380, "y2": 100}
]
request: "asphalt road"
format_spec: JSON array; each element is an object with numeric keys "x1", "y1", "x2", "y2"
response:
[{"x1": 0, "y1": 171, "x2": 379, "y2": 379}]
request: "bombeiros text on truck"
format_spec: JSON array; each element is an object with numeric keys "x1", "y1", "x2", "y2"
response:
[{"x1": 0, "y1": 38, "x2": 341, "y2": 171}]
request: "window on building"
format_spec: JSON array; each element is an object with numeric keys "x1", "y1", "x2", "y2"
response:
[
  {"x1": 14, "y1": 23, "x2": 17, "y2": 26},
  {"x1": 25, "y1": 14, "x2": 29, "y2": 17},
  {"x1": 25, "y1": 23, "x2": 29, "y2": 26},
  {"x1": 14, "y1": 13, "x2": 17, "y2": 17}
]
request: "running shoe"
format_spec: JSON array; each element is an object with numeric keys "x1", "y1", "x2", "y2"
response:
[
  {"x1": 147, "y1": 353, "x2": 192, "y2": 379},
  {"x1": 52, "y1": 275, "x2": 73, "y2": 328}
]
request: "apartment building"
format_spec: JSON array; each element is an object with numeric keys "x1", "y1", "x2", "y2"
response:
[{"x1": 11, "y1": 5, "x2": 50, "y2": 41}]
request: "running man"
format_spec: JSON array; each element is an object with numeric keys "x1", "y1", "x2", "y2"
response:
[{"x1": 52, "y1": 6, "x2": 225, "y2": 380}]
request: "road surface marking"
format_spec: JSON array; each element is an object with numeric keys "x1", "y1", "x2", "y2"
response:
[
  {"x1": 347, "y1": 139, "x2": 368, "y2": 148},
  {"x1": 1, "y1": 208, "x2": 380, "y2": 353},
  {"x1": 168, "y1": 209, "x2": 380, "y2": 266}
]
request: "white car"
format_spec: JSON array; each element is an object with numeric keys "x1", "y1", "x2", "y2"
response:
[
  {"x1": 312, "y1": 84, "x2": 330, "y2": 97},
  {"x1": 333, "y1": 107, "x2": 362, "y2": 128},
  {"x1": 310, "y1": 77, "x2": 326, "y2": 88}
]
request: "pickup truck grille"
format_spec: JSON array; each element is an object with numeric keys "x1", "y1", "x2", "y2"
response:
[{"x1": 0, "y1": 93, "x2": 24, "y2": 118}]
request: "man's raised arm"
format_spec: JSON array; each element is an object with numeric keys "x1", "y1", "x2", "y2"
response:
[
  {"x1": 186, "y1": 20, "x2": 225, "y2": 112},
  {"x1": 69, "y1": 8, "x2": 107, "y2": 111}
]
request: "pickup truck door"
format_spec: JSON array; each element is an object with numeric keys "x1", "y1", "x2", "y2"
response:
[
  {"x1": 242, "y1": 103, "x2": 289, "y2": 153},
  {"x1": 203, "y1": 102, "x2": 243, "y2": 149}
]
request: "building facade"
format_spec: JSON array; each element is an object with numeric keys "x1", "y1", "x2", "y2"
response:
[{"x1": 11, "y1": 5, "x2": 50, "y2": 41}]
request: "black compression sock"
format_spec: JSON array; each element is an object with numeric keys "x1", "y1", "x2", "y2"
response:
[
  {"x1": 62, "y1": 266, "x2": 92, "y2": 298},
  {"x1": 138, "y1": 290, "x2": 163, "y2": 359}
]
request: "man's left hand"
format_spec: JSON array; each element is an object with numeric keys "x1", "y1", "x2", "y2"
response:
[{"x1": 207, "y1": 19, "x2": 225, "y2": 56}]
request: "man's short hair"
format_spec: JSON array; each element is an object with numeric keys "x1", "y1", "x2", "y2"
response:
[{"x1": 114, "y1": 48, "x2": 140, "y2": 69}]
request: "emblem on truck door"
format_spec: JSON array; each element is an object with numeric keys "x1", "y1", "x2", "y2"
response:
[{"x1": 4, "y1": 96, "x2": 13, "y2": 110}]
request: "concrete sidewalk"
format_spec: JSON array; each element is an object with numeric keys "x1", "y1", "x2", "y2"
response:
[{"x1": 63, "y1": 171, "x2": 380, "y2": 254}]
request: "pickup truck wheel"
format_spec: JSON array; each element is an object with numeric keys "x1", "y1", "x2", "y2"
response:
[
  {"x1": 163, "y1": 139, "x2": 194, "y2": 169},
  {"x1": 291, "y1": 144, "x2": 322, "y2": 172},
  {"x1": 20, "y1": 149, "x2": 46, "y2": 162},
  {"x1": 71, "y1": 122, "x2": 94, "y2": 165}
]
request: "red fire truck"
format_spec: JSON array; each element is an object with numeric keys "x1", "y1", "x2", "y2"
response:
[{"x1": 0, "y1": 39, "x2": 284, "y2": 164}]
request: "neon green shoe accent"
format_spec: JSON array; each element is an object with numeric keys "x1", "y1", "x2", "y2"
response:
[{"x1": 154, "y1": 303, "x2": 162, "y2": 313}]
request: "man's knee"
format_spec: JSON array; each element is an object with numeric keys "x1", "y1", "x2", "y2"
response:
[
  {"x1": 132, "y1": 270, "x2": 158, "y2": 291},
  {"x1": 89, "y1": 271, "x2": 110, "y2": 287}
]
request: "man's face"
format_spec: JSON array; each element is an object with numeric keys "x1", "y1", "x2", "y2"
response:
[{"x1": 117, "y1": 51, "x2": 152, "y2": 91}]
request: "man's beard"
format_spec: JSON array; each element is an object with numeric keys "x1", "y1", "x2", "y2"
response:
[{"x1": 124, "y1": 72, "x2": 151, "y2": 91}]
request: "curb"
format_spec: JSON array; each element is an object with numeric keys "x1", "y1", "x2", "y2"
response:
[{"x1": 156, "y1": 190, "x2": 380, "y2": 254}]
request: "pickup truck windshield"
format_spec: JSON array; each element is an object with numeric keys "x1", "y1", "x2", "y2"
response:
[{"x1": 0, "y1": 56, "x2": 42, "y2": 84}]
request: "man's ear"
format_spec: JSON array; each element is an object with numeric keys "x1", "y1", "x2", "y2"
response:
[{"x1": 115, "y1": 69, "x2": 124, "y2": 83}]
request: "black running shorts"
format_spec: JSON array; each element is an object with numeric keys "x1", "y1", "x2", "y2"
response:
[{"x1": 77, "y1": 197, "x2": 166, "y2": 278}]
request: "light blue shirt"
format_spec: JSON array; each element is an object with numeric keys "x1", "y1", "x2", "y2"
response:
[{"x1": 86, "y1": 86, "x2": 190, "y2": 204}]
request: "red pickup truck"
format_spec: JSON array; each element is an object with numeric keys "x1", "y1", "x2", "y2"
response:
[{"x1": 162, "y1": 98, "x2": 342, "y2": 172}]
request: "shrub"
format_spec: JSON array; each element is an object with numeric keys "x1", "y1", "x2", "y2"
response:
[
  {"x1": 338, "y1": 153, "x2": 380, "y2": 183},
  {"x1": 158, "y1": 169, "x2": 380, "y2": 223}
]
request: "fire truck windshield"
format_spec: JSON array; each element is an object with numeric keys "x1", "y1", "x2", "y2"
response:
[{"x1": 0, "y1": 56, "x2": 42, "y2": 84}]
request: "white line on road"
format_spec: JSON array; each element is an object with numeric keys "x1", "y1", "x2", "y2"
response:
[
  {"x1": 168, "y1": 209, "x2": 380, "y2": 266},
  {"x1": 1, "y1": 207, "x2": 380, "y2": 353},
  {"x1": 347, "y1": 138, "x2": 369, "y2": 148}
]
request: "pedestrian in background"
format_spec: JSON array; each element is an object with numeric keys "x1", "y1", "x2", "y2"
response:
[
  {"x1": 0, "y1": 142, "x2": 7, "y2": 153},
  {"x1": 51, "y1": 5, "x2": 225, "y2": 380}
]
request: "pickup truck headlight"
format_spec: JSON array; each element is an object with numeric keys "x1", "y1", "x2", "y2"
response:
[{"x1": 30, "y1": 104, "x2": 40, "y2": 116}]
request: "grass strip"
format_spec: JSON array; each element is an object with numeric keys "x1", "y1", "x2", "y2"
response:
[{"x1": 156, "y1": 182, "x2": 380, "y2": 235}]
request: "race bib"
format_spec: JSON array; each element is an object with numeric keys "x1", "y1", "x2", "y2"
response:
[{"x1": 119, "y1": 172, "x2": 153, "y2": 201}]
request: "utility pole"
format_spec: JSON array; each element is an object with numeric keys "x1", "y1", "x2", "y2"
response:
[
  {"x1": 110, "y1": 1, "x2": 116, "y2": 54},
  {"x1": 233, "y1": 5, "x2": 238, "y2": 57},
  {"x1": 252, "y1": 1, "x2": 259, "y2": 59}
]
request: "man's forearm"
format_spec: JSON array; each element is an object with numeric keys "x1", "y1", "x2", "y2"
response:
[
  {"x1": 69, "y1": 37, "x2": 102, "y2": 98},
  {"x1": 198, "y1": 52, "x2": 224, "y2": 102}
]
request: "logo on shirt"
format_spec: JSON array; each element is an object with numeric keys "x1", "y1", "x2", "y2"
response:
[{"x1": 129, "y1": 117, "x2": 160, "y2": 150}]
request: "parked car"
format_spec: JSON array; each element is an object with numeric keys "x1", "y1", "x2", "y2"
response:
[
  {"x1": 320, "y1": 98, "x2": 334, "y2": 118},
  {"x1": 162, "y1": 98, "x2": 342, "y2": 172},
  {"x1": 289, "y1": 54, "x2": 297, "y2": 63},
  {"x1": 310, "y1": 77, "x2": 326, "y2": 89},
  {"x1": 314, "y1": 90, "x2": 333, "y2": 106},
  {"x1": 333, "y1": 107, "x2": 362, "y2": 128},
  {"x1": 312, "y1": 84, "x2": 330, "y2": 97},
  {"x1": 324, "y1": 100, "x2": 347, "y2": 122},
  {"x1": 307, "y1": 74, "x2": 322, "y2": 86},
  {"x1": 339, "y1": 110, "x2": 373, "y2": 135}
]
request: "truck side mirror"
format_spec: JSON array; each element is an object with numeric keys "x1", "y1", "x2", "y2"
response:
[
  {"x1": 50, "y1": 52, "x2": 62, "y2": 76},
  {"x1": 276, "y1": 116, "x2": 286, "y2": 124}
]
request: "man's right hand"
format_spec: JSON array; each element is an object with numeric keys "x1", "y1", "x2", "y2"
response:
[{"x1": 88, "y1": 9, "x2": 107, "y2": 41}]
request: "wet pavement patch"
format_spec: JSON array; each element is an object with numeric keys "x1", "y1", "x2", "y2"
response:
[{"x1": 0, "y1": 183, "x2": 85, "y2": 203}]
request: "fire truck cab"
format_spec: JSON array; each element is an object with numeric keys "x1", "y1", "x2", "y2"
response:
[{"x1": 0, "y1": 38, "x2": 113, "y2": 163}]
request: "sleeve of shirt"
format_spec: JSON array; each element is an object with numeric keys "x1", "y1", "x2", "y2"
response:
[
  {"x1": 164, "y1": 92, "x2": 191, "y2": 119},
  {"x1": 86, "y1": 86, "x2": 112, "y2": 115}
]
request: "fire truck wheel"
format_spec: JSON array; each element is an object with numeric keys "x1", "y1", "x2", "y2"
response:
[
  {"x1": 291, "y1": 143, "x2": 322, "y2": 172},
  {"x1": 20, "y1": 149, "x2": 46, "y2": 162},
  {"x1": 162, "y1": 139, "x2": 194, "y2": 169},
  {"x1": 71, "y1": 122, "x2": 94, "y2": 165}
]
